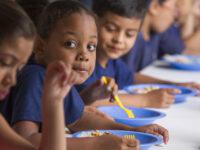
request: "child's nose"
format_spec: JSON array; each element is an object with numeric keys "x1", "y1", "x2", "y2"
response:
[
  {"x1": 112, "y1": 32, "x2": 124, "y2": 44},
  {"x1": 2, "y1": 70, "x2": 17, "y2": 88},
  {"x1": 76, "y1": 53, "x2": 89, "y2": 62}
]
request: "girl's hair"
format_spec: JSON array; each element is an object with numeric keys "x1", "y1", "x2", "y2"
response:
[
  {"x1": 37, "y1": 0, "x2": 96, "y2": 39},
  {"x1": 16, "y1": 0, "x2": 50, "y2": 25},
  {"x1": 92, "y1": 0, "x2": 148, "y2": 19},
  {"x1": 0, "y1": 1, "x2": 36, "y2": 44},
  {"x1": 158, "y1": 0, "x2": 167, "y2": 5}
]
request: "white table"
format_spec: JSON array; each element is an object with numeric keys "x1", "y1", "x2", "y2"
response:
[{"x1": 141, "y1": 61, "x2": 200, "y2": 150}]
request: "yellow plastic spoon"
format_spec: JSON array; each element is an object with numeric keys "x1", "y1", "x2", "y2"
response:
[{"x1": 101, "y1": 76, "x2": 135, "y2": 118}]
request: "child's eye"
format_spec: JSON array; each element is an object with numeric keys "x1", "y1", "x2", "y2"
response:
[
  {"x1": 126, "y1": 32, "x2": 136, "y2": 38},
  {"x1": 0, "y1": 59, "x2": 13, "y2": 68},
  {"x1": 105, "y1": 25, "x2": 117, "y2": 32},
  {"x1": 64, "y1": 40, "x2": 77, "y2": 49},
  {"x1": 87, "y1": 44, "x2": 96, "y2": 52}
]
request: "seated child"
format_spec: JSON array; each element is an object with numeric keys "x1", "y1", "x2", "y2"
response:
[
  {"x1": 0, "y1": 1, "x2": 67, "y2": 150},
  {"x1": 1, "y1": 1, "x2": 169, "y2": 150},
  {"x1": 76, "y1": 0, "x2": 183, "y2": 108},
  {"x1": 120, "y1": 0, "x2": 200, "y2": 93},
  {"x1": 176, "y1": 0, "x2": 200, "y2": 53}
]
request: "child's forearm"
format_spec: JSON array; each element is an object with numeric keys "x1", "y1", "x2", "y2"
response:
[
  {"x1": 134, "y1": 73, "x2": 173, "y2": 84},
  {"x1": 67, "y1": 137, "x2": 97, "y2": 150},
  {"x1": 89, "y1": 94, "x2": 148, "y2": 108},
  {"x1": 67, "y1": 108, "x2": 134, "y2": 132},
  {"x1": 40, "y1": 96, "x2": 66, "y2": 150}
]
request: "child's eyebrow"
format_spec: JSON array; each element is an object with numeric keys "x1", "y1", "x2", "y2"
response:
[
  {"x1": 105, "y1": 20, "x2": 138, "y2": 32},
  {"x1": 63, "y1": 31, "x2": 97, "y2": 39},
  {"x1": 63, "y1": 31, "x2": 80, "y2": 36}
]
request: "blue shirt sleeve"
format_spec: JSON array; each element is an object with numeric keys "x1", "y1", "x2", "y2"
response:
[
  {"x1": 2, "y1": 64, "x2": 84, "y2": 126},
  {"x1": 158, "y1": 24, "x2": 185, "y2": 57},
  {"x1": 114, "y1": 60, "x2": 134, "y2": 89},
  {"x1": 9, "y1": 65, "x2": 44, "y2": 125}
]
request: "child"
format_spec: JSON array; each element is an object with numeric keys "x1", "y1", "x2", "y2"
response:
[
  {"x1": 1, "y1": 1, "x2": 169, "y2": 150},
  {"x1": 0, "y1": 1, "x2": 68, "y2": 150},
  {"x1": 122, "y1": 0, "x2": 179, "y2": 72},
  {"x1": 176, "y1": 0, "x2": 200, "y2": 53},
  {"x1": 76, "y1": 0, "x2": 183, "y2": 108},
  {"x1": 120, "y1": 0, "x2": 200, "y2": 92}
]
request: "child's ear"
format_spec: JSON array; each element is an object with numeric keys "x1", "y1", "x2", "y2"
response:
[
  {"x1": 148, "y1": 0, "x2": 159, "y2": 16},
  {"x1": 33, "y1": 35, "x2": 46, "y2": 63}
]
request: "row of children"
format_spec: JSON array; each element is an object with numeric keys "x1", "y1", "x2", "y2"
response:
[
  {"x1": 0, "y1": 0, "x2": 168, "y2": 150},
  {"x1": 0, "y1": 0, "x2": 200, "y2": 149}
]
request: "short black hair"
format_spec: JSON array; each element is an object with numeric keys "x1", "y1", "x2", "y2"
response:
[
  {"x1": 37, "y1": 0, "x2": 96, "y2": 39},
  {"x1": 16, "y1": 0, "x2": 49, "y2": 25},
  {"x1": 92, "y1": 0, "x2": 148, "y2": 19},
  {"x1": 158, "y1": 0, "x2": 167, "y2": 5},
  {"x1": 0, "y1": 1, "x2": 36, "y2": 44}
]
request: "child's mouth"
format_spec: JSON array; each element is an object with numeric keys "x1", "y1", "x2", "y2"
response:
[
  {"x1": 107, "y1": 45, "x2": 122, "y2": 52},
  {"x1": 73, "y1": 66, "x2": 88, "y2": 74}
]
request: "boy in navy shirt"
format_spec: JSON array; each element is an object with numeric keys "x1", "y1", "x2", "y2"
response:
[
  {"x1": 77, "y1": 0, "x2": 183, "y2": 108},
  {"x1": 121, "y1": 0, "x2": 200, "y2": 92},
  {"x1": 122, "y1": 24, "x2": 185, "y2": 73},
  {"x1": 1, "y1": 1, "x2": 169, "y2": 150},
  {"x1": 77, "y1": 0, "x2": 199, "y2": 108}
]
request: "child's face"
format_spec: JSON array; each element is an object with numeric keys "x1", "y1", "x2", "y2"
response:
[
  {"x1": 193, "y1": 0, "x2": 200, "y2": 18},
  {"x1": 0, "y1": 38, "x2": 33, "y2": 100},
  {"x1": 176, "y1": 0, "x2": 193, "y2": 18},
  {"x1": 150, "y1": 0, "x2": 177, "y2": 33},
  {"x1": 97, "y1": 12, "x2": 141, "y2": 60},
  {"x1": 42, "y1": 13, "x2": 97, "y2": 84}
]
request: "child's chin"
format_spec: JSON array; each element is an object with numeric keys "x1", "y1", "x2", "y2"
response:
[{"x1": 76, "y1": 78, "x2": 88, "y2": 85}]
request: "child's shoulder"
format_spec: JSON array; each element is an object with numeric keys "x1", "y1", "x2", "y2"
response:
[
  {"x1": 20, "y1": 63, "x2": 45, "y2": 74},
  {"x1": 17, "y1": 64, "x2": 46, "y2": 82},
  {"x1": 112, "y1": 59, "x2": 128, "y2": 68}
]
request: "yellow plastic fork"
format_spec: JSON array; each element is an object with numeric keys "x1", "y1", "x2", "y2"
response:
[
  {"x1": 101, "y1": 76, "x2": 135, "y2": 118},
  {"x1": 124, "y1": 134, "x2": 135, "y2": 139}
]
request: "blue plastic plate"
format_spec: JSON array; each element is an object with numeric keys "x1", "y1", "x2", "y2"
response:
[
  {"x1": 163, "y1": 55, "x2": 200, "y2": 71},
  {"x1": 98, "y1": 106, "x2": 166, "y2": 127},
  {"x1": 72, "y1": 130, "x2": 162, "y2": 150},
  {"x1": 124, "y1": 84, "x2": 197, "y2": 104}
]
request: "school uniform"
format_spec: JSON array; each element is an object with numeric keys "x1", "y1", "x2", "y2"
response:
[
  {"x1": 158, "y1": 24, "x2": 185, "y2": 57},
  {"x1": 1, "y1": 63, "x2": 84, "y2": 126},
  {"x1": 122, "y1": 24, "x2": 185, "y2": 72},
  {"x1": 76, "y1": 59, "x2": 134, "y2": 92},
  {"x1": 122, "y1": 32, "x2": 161, "y2": 72}
]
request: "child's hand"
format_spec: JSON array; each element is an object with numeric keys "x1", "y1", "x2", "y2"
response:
[
  {"x1": 134, "y1": 124, "x2": 169, "y2": 144},
  {"x1": 143, "y1": 89, "x2": 180, "y2": 108},
  {"x1": 43, "y1": 61, "x2": 77, "y2": 102},
  {"x1": 84, "y1": 106, "x2": 114, "y2": 121},
  {"x1": 177, "y1": 82, "x2": 200, "y2": 95},
  {"x1": 80, "y1": 77, "x2": 118, "y2": 104},
  {"x1": 95, "y1": 134, "x2": 139, "y2": 150}
]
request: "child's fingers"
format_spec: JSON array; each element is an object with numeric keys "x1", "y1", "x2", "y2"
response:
[
  {"x1": 162, "y1": 88, "x2": 181, "y2": 94},
  {"x1": 113, "y1": 84, "x2": 118, "y2": 95},
  {"x1": 145, "y1": 124, "x2": 169, "y2": 144},
  {"x1": 122, "y1": 138, "x2": 140, "y2": 148},
  {"x1": 165, "y1": 94, "x2": 175, "y2": 103},
  {"x1": 157, "y1": 127, "x2": 169, "y2": 144},
  {"x1": 106, "y1": 78, "x2": 116, "y2": 92},
  {"x1": 46, "y1": 61, "x2": 67, "y2": 85}
]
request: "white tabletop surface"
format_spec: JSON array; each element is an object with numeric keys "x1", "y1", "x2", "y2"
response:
[{"x1": 141, "y1": 61, "x2": 200, "y2": 150}]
